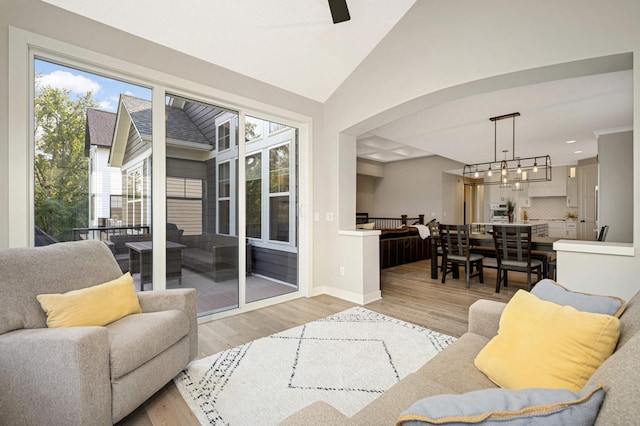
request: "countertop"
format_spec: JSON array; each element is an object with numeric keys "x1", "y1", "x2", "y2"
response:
[
  {"x1": 472, "y1": 221, "x2": 549, "y2": 226},
  {"x1": 528, "y1": 219, "x2": 578, "y2": 223}
]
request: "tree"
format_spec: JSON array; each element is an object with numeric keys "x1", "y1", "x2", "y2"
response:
[{"x1": 34, "y1": 77, "x2": 99, "y2": 242}]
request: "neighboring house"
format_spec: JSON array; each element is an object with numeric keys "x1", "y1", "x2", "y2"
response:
[
  {"x1": 108, "y1": 94, "x2": 218, "y2": 234},
  {"x1": 85, "y1": 108, "x2": 121, "y2": 227},
  {"x1": 104, "y1": 94, "x2": 298, "y2": 283}
]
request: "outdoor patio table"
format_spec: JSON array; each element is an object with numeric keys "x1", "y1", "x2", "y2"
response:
[{"x1": 126, "y1": 241, "x2": 186, "y2": 289}]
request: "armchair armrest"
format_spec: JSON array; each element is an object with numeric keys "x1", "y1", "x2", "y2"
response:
[
  {"x1": 0, "y1": 327, "x2": 111, "y2": 425},
  {"x1": 138, "y1": 288, "x2": 198, "y2": 360},
  {"x1": 468, "y1": 299, "x2": 506, "y2": 339}
]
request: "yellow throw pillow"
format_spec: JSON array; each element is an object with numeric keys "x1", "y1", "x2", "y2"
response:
[
  {"x1": 474, "y1": 290, "x2": 620, "y2": 392},
  {"x1": 37, "y1": 273, "x2": 142, "y2": 328}
]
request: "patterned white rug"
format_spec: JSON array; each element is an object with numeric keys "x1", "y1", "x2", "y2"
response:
[{"x1": 174, "y1": 307, "x2": 455, "y2": 425}]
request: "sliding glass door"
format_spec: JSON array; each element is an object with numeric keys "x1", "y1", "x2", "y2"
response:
[
  {"x1": 30, "y1": 49, "x2": 302, "y2": 318},
  {"x1": 165, "y1": 94, "x2": 240, "y2": 315}
]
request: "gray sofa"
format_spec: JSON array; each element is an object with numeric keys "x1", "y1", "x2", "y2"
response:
[
  {"x1": 181, "y1": 233, "x2": 252, "y2": 282},
  {"x1": 0, "y1": 240, "x2": 197, "y2": 425},
  {"x1": 283, "y1": 289, "x2": 640, "y2": 425}
]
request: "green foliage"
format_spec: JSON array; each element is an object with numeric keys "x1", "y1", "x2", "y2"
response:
[
  {"x1": 506, "y1": 199, "x2": 516, "y2": 213},
  {"x1": 34, "y1": 77, "x2": 98, "y2": 241}
]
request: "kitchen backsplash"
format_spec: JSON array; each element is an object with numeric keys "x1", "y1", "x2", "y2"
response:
[{"x1": 519, "y1": 196, "x2": 578, "y2": 221}]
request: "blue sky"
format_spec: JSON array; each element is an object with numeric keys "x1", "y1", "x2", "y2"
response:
[{"x1": 35, "y1": 59, "x2": 151, "y2": 112}]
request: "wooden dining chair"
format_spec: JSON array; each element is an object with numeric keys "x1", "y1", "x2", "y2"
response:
[
  {"x1": 438, "y1": 224, "x2": 484, "y2": 288},
  {"x1": 428, "y1": 219, "x2": 444, "y2": 273},
  {"x1": 492, "y1": 225, "x2": 542, "y2": 292}
]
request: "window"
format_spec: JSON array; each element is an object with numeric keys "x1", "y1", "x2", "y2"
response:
[
  {"x1": 218, "y1": 162, "x2": 231, "y2": 234},
  {"x1": 269, "y1": 144, "x2": 290, "y2": 242},
  {"x1": 167, "y1": 177, "x2": 203, "y2": 235},
  {"x1": 127, "y1": 167, "x2": 144, "y2": 226},
  {"x1": 218, "y1": 121, "x2": 231, "y2": 151},
  {"x1": 110, "y1": 195, "x2": 123, "y2": 219},
  {"x1": 32, "y1": 57, "x2": 150, "y2": 243},
  {"x1": 246, "y1": 153, "x2": 262, "y2": 238}
]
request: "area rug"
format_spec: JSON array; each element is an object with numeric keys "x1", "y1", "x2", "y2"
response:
[{"x1": 174, "y1": 307, "x2": 456, "y2": 425}]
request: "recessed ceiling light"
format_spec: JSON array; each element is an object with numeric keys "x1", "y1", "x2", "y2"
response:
[
  {"x1": 566, "y1": 140, "x2": 576, "y2": 144},
  {"x1": 574, "y1": 150, "x2": 583, "y2": 154}
]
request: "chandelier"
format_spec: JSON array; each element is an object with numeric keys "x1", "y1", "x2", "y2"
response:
[{"x1": 463, "y1": 112, "x2": 552, "y2": 189}]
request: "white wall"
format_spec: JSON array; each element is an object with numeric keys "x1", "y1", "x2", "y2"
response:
[
  {"x1": 356, "y1": 155, "x2": 463, "y2": 220},
  {"x1": 598, "y1": 131, "x2": 633, "y2": 243},
  {"x1": 325, "y1": 0, "x2": 640, "y2": 299},
  {"x1": 356, "y1": 174, "x2": 376, "y2": 214}
]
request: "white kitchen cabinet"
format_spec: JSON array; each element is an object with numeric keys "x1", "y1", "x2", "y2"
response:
[
  {"x1": 566, "y1": 222, "x2": 577, "y2": 239},
  {"x1": 566, "y1": 176, "x2": 578, "y2": 207},
  {"x1": 548, "y1": 222, "x2": 566, "y2": 238}
]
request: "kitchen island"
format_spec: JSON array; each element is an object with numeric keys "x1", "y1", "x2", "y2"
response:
[{"x1": 472, "y1": 222, "x2": 549, "y2": 237}]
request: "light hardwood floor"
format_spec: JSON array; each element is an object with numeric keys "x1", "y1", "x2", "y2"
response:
[{"x1": 118, "y1": 260, "x2": 529, "y2": 425}]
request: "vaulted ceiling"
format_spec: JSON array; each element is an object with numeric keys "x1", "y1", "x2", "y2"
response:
[{"x1": 41, "y1": 0, "x2": 634, "y2": 167}]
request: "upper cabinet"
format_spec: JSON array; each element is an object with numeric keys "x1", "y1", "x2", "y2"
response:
[
  {"x1": 528, "y1": 165, "x2": 567, "y2": 197},
  {"x1": 566, "y1": 167, "x2": 578, "y2": 207}
]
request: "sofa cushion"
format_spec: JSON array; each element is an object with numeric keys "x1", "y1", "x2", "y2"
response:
[
  {"x1": 36, "y1": 272, "x2": 141, "y2": 328},
  {"x1": 397, "y1": 385, "x2": 605, "y2": 425},
  {"x1": 475, "y1": 290, "x2": 620, "y2": 391},
  {"x1": 107, "y1": 309, "x2": 189, "y2": 379},
  {"x1": 531, "y1": 279, "x2": 626, "y2": 317}
]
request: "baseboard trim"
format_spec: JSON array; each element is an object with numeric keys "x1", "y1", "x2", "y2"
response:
[{"x1": 311, "y1": 286, "x2": 381, "y2": 305}]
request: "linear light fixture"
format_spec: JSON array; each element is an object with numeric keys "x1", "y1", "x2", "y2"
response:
[{"x1": 463, "y1": 112, "x2": 552, "y2": 188}]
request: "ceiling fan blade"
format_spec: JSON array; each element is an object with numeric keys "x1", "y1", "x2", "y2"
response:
[{"x1": 328, "y1": 0, "x2": 350, "y2": 24}]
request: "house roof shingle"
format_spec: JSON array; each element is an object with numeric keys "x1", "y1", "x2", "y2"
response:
[
  {"x1": 85, "y1": 108, "x2": 116, "y2": 155},
  {"x1": 120, "y1": 94, "x2": 210, "y2": 145}
]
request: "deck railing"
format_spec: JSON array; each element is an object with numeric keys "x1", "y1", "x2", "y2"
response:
[
  {"x1": 72, "y1": 225, "x2": 150, "y2": 242},
  {"x1": 365, "y1": 214, "x2": 425, "y2": 229}
]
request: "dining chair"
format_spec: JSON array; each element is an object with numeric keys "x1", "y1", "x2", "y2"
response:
[
  {"x1": 428, "y1": 219, "x2": 443, "y2": 273},
  {"x1": 597, "y1": 225, "x2": 609, "y2": 242},
  {"x1": 492, "y1": 225, "x2": 542, "y2": 292},
  {"x1": 438, "y1": 224, "x2": 484, "y2": 288}
]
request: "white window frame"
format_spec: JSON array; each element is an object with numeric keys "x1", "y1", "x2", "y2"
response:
[
  {"x1": 217, "y1": 120, "x2": 232, "y2": 152},
  {"x1": 245, "y1": 127, "x2": 297, "y2": 252},
  {"x1": 216, "y1": 160, "x2": 232, "y2": 235},
  {"x1": 8, "y1": 27, "x2": 312, "y2": 312}
]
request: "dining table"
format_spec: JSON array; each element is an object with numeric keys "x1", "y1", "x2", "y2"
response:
[{"x1": 429, "y1": 233, "x2": 560, "y2": 280}]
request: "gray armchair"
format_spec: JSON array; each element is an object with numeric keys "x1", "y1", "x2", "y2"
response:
[{"x1": 0, "y1": 240, "x2": 197, "y2": 425}]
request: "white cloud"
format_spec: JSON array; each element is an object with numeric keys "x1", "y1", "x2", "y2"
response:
[
  {"x1": 98, "y1": 100, "x2": 115, "y2": 112},
  {"x1": 39, "y1": 70, "x2": 101, "y2": 94}
]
